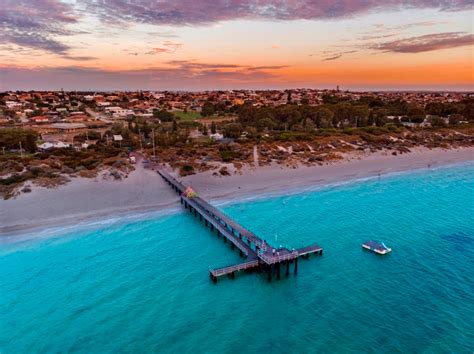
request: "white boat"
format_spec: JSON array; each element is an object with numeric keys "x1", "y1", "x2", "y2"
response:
[{"x1": 362, "y1": 240, "x2": 392, "y2": 255}]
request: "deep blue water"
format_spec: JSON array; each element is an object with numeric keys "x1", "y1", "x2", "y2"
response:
[{"x1": 1, "y1": 163, "x2": 473, "y2": 353}]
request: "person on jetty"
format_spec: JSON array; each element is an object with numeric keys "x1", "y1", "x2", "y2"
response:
[{"x1": 183, "y1": 186, "x2": 198, "y2": 198}]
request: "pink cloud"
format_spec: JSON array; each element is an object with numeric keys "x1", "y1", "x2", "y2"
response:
[
  {"x1": 371, "y1": 32, "x2": 474, "y2": 53},
  {"x1": 84, "y1": 1, "x2": 472, "y2": 26},
  {"x1": 0, "y1": 0, "x2": 78, "y2": 54}
]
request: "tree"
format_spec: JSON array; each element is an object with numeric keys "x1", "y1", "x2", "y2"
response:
[
  {"x1": 210, "y1": 121, "x2": 217, "y2": 134},
  {"x1": 304, "y1": 118, "x2": 316, "y2": 132},
  {"x1": 332, "y1": 103, "x2": 352, "y2": 128},
  {"x1": 74, "y1": 131, "x2": 101, "y2": 142},
  {"x1": 3, "y1": 109, "x2": 16, "y2": 118},
  {"x1": 153, "y1": 109, "x2": 174, "y2": 122},
  {"x1": 0, "y1": 128, "x2": 38, "y2": 153},
  {"x1": 386, "y1": 99, "x2": 409, "y2": 116},
  {"x1": 127, "y1": 117, "x2": 135, "y2": 132},
  {"x1": 375, "y1": 115, "x2": 385, "y2": 127},
  {"x1": 367, "y1": 111, "x2": 375, "y2": 126},
  {"x1": 274, "y1": 105, "x2": 301, "y2": 128},
  {"x1": 322, "y1": 94, "x2": 338, "y2": 104},
  {"x1": 430, "y1": 116, "x2": 447, "y2": 128},
  {"x1": 223, "y1": 123, "x2": 243, "y2": 138},
  {"x1": 257, "y1": 117, "x2": 275, "y2": 131},
  {"x1": 237, "y1": 104, "x2": 257, "y2": 124},
  {"x1": 352, "y1": 105, "x2": 369, "y2": 127},
  {"x1": 313, "y1": 107, "x2": 334, "y2": 128},
  {"x1": 201, "y1": 102, "x2": 215, "y2": 117},
  {"x1": 461, "y1": 99, "x2": 474, "y2": 121},
  {"x1": 142, "y1": 120, "x2": 150, "y2": 138},
  {"x1": 407, "y1": 106, "x2": 426, "y2": 123},
  {"x1": 425, "y1": 102, "x2": 444, "y2": 116},
  {"x1": 449, "y1": 113, "x2": 463, "y2": 125},
  {"x1": 214, "y1": 102, "x2": 226, "y2": 113}
]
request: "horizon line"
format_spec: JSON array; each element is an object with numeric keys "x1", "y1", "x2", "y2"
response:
[{"x1": 2, "y1": 88, "x2": 473, "y2": 94}]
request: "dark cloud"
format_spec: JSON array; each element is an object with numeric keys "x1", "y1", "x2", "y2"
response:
[
  {"x1": 322, "y1": 55, "x2": 343, "y2": 61},
  {"x1": 250, "y1": 65, "x2": 288, "y2": 70},
  {"x1": 149, "y1": 41, "x2": 183, "y2": 54},
  {"x1": 166, "y1": 61, "x2": 245, "y2": 69},
  {"x1": 371, "y1": 32, "x2": 474, "y2": 53},
  {"x1": 320, "y1": 50, "x2": 357, "y2": 61},
  {"x1": 165, "y1": 60, "x2": 288, "y2": 74},
  {"x1": 147, "y1": 31, "x2": 179, "y2": 38},
  {"x1": 84, "y1": 0, "x2": 472, "y2": 26},
  {"x1": 127, "y1": 41, "x2": 184, "y2": 55},
  {"x1": 62, "y1": 55, "x2": 98, "y2": 61},
  {"x1": 0, "y1": 62, "x2": 286, "y2": 90},
  {"x1": 0, "y1": 0, "x2": 78, "y2": 54},
  {"x1": 372, "y1": 20, "x2": 443, "y2": 31},
  {"x1": 358, "y1": 33, "x2": 399, "y2": 41},
  {"x1": 146, "y1": 48, "x2": 169, "y2": 55}
]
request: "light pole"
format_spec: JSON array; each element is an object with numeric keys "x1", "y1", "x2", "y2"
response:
[
  {"x1": 152, "y1": 128, "x2": 156, "y2": 160},
  {"x1": 138, "y1": 128, "x2": 143, "y2": 151}
]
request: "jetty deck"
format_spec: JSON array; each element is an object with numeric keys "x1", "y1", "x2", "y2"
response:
[{"x1": 157, "y1": 168, "x2": 323, "y2": 282}]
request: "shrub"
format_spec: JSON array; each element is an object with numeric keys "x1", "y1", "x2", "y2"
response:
[
  {"x1": 219, "y1": 150, "x2": 241, "y2": 162},
  {"x1": 0, "y1": 173, "x2": 29, "y2": 186},
  {"x1": 278, "y1": 131, "x2": 311, "y2": 141},
  {"x1": 360, "y1": 126, "x2": 390, "y2": 135},
  {"x1": 343, "y1": 127, "x2": 355, "y2": 135},
  {"x1": 180, "y1": 165, "x2": 195, "y2": 176}
]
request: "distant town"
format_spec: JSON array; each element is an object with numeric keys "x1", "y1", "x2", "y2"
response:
[
  {"x1": 1, "y1": 89, "x2": 472, "y2": 128},
  {"x1": 1, "y1": 89, "x2": 473, "y2": 199}
]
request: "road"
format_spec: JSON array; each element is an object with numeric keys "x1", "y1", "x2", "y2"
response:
[{"x1": 85, "y1": 107, "x2": 113, "y2": 124}]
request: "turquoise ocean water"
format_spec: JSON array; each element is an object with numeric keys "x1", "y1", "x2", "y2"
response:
[{"x1": 1, "y1": 163, "x2": 473, "y2": 353}]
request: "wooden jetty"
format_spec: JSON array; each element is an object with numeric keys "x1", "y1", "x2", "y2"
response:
[{"x1": 157, "y1": 169, "x2": 323, "y2": 282}]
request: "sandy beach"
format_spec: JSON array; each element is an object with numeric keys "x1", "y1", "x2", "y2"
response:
[{"x1": 1, "y1": 147, "x2": 473, "y2": 235}]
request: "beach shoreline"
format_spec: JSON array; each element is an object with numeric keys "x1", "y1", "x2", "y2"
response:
[{"x1": 1, "y1": 146, "x2": 473, "y2": 236}]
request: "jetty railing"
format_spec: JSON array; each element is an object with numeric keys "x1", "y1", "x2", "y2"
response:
[
  {"x1": 210, "y1": 260, "x2": 260, "y2": 278},
  {"x1": 258, "y1": 251, "x2": 299, "y2": 265}
]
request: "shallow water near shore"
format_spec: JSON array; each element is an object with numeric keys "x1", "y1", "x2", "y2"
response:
[{"x1": 1, "y1": 163, "x2": 473, "y2": 353}]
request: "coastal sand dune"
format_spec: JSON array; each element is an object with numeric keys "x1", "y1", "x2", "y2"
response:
[
  {"x1": 182, "y1": 147, "x2": 474, "y2": 201},
  {"x1": 1, "y1": 147, "x2": 473, "y2": 235},
  {"x1": 0, "y1": 161, "x2": 179, "y2": 235}
]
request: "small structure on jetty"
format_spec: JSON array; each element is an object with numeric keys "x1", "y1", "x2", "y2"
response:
[{"x1": 157, "y1": 169, "x2": 323, "y2": 282}]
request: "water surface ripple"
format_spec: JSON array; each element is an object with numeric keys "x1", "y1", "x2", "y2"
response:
[{"x1": 1, "y1": 163, "x2": 473, "y2": 353}]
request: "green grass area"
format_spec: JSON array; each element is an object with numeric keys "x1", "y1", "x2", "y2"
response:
[{"x1": 173, "y1": 110, "x2": 202, "y2": 121}]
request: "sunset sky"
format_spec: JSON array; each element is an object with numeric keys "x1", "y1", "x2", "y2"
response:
[{"x1": 1, "y1": 0, "x2": 473, "y2": 91}]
